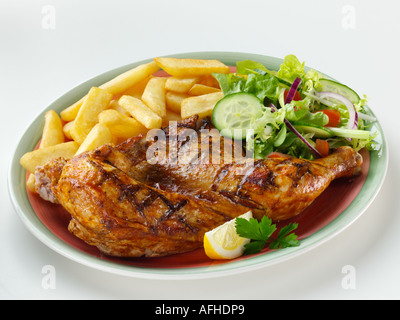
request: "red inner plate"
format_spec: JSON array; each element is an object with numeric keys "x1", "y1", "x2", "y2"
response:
[{"x1": 26, "y1": 66, "x2": 370, "y2": 269}]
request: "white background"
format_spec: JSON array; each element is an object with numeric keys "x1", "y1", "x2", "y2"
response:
[{"x1": 1, "y1": 0, "x2": 399, "y2": 299}]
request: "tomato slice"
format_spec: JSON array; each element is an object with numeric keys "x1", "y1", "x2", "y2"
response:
[
  {"x1": 284, "y1": 90, "x2": 302, "y2": 102},
  {"x1": 267, "y1": 152, "x2": 291, "y2": 159},
  {"x1": 315, "y1": 139, "x2": 330, "y2": 157},
  {"x1": 315, "y1": 109, "x2": 341, "y2": 127}
]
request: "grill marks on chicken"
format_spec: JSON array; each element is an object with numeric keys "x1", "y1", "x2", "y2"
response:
[
  {"x1": 53, "y1": 153, "x2": 232, "y2": 257},
  {"x1": 35, "y1": 116, "x2": 363, "y2": 257}
]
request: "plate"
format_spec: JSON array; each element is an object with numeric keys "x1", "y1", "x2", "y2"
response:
[{"x1": 8, "y1": 52, "x2": 388, "y2": 279}]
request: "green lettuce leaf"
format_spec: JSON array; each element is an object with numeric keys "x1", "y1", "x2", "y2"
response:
[
  {"x1": 285, "y1": 104, "x2": 329, "y2": 126},
  {"x1": 212, "y1": 72, "x2": 280, "y2": 105},
  {"x1": 277, "y1": 54, "x2": 320, "y2": 89},
  {"x1": 277, "y1": 54, "x2": 306, "y2": 83},
  {"x1": 236, "y1": 60, "x2": 269, "y2": 75},
  {"x1": 212, "y1": 73, "x2": 245, "y2": 96}
]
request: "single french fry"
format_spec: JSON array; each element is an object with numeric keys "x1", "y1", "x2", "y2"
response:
[
  {"x1": 187, "y1": 84, "x2": 221, "y2": 96},
  {"x1": 165, "y1": 91, "x2": 189, "y2": 114},
  {"x1": 162, "y1": 110, "x2": 182, "y2": 127},
  {"x1": 27, "y1": 109, "x2": 65, "y2": 192},
  {"x1": 60, "y1": 61, "x2": 160, "y2": 121},
  {"x1": 165, "y1": 77, "x2": 199, "y2": 93},
  {"x1": 154, "y1": 57, "x2": 230, "y2": 77},
  {"x1": 102, "y1": 61, "x2": 159, "y2": 95},
  {"x1": 39, "y1": 110, "x2": 65, "y2": 148},
  {"x1": 99, "y1": 109, "x2": 148, "y2": 139},
  {"x1": 119, "y1": 95, "x2": 162, "y2": 129},
  {"x1": 28, "y1": 110, "x2": 66, "y2": 192},
  {"x1": 181, "y1": 92, "x2": 224, "y2": 119},
  {"x1": 70, "y1": 87, "x2": 113, "y2": 144},
  {"x1": 141, "y1": 77, "x2": 167, "y2": 117},
  {"x1": 63, "y1": 120, "x2": 74, "y2": 140},
  {"x1": 75, "y1": 123, "x2": 113, "y2": 155},
  {"x1": 20, "y1": 141, "x2": 79, "y2": 174}
]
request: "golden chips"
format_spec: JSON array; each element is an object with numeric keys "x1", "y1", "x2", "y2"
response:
[{"x1": 154, "y1": 57, "x2": 229, "y2": 77}]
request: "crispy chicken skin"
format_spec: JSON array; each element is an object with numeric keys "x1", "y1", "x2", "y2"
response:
[
  {"x1": 57, "y1": 153, "x2": 231, "y2": 257},
  {"x1": 35, "y1": 116, "x2": 363, "y2": 257}
]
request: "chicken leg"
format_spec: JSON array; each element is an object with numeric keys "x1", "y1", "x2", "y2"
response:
[{"x1": 35, "y1": 117, "x2": 363, "y2": 257}]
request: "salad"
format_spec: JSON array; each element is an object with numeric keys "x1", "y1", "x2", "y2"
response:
[{"x1": 211, "y1": 54, "x2": 378, "y2": 160}]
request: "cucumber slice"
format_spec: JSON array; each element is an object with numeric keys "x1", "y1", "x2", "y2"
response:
[
  {"x1": 292, "y1": 122, "x2": 334, "y2": 138},
  {"x1": 212, "y1": 92, "x2": 264, "y2": 140},
  {"x1": 318, "y1": 79, "x2": 360, "y2": 105},
  {"x1": 327, "y1": 127, "x2": 370, "y2": 140}
]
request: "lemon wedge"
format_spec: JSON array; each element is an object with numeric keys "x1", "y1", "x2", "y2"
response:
[{"x1": 204, "y1": 211, "x2": 252, "y2": 260}]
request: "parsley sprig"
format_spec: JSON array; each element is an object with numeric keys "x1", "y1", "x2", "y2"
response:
[{"x1": 235, "y1": 216, "x2": 300, "y2": 255}]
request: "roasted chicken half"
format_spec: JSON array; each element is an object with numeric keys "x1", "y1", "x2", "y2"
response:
[{"x1": 35, "y1": 116, "x2": 363, "y2": 257}]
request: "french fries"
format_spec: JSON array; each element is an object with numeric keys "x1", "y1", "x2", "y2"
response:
[
  {"x1": 20, "y1": 141, "x2": 79, "y2": 174},
  {"x1": 187, "y1": 84, "x2": 221, "y2": 96},
  {"x1": 181, "y1": 92, "x2": 224, "y2": 119},
  {"x1": 162, "y1": 110, "x2": 182, "y2": 127},
  {"x1": 21, "y1": 57, "x2": 229, "y2": 192},
  {"x1": 165, "y1": 91, "x2": 189, "y2": 114},
  {"x1": 118, "y1": 75, "x2": 151, "y2": 100},
  {"x1": 119, "y1": 95, "x2": 162, "y2": 129},
  {"x1": 60, "y1": 96, "x2": 85, "y2": 123},
  {"x1": 199, "y1": 74, "x2": 221, "y2": 88},
  {"x1": 165, "y1": 77, "x2": 199, "y2": 93},
  {"x1": 108, "y1": 99, "x2": 131, "y2": 117},
  {"x1": 102, "y1": 62, "x2": 159, "y2": 96},
  {"x1": 75, "y1": 123, "x2": 113, "y2": 155},
  {"x1": 27, "y1": 109, "x2": 64, "y2": 191},
  {"x1": 40, "y1": 110, "x2": 64, "y2": 148},
  {"x1": 154, "y1": 57, "x2": 229, "y2": 77},
  {"x1": 141, "y1": 77, "x2": 167, "y2": 117},
  {"x1": 70, "y1": 87, "x2": 112, "y2": 144},
  {"x1": 99, "y1": 109, "x2": 147, "y2": 140},
  {"x1": 63, "y1": 120, "x2": 74, "y2": 140},
  {"x1": 60, "y1": 61, "x2": 160, "y2": 122}
]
